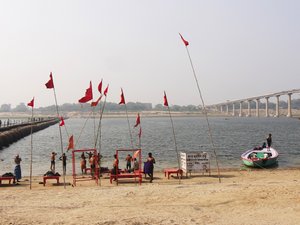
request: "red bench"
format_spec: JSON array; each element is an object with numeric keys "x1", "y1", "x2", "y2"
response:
[
  {"x1": 164, "y1": 168, "x2": 183, "y2": 179},
  {"x1": 43, "y1": 176, "x2": 60, "y2": 186},
  {"x1": 0, "y1": 176, "x2": 16, "y2": 184},
  {"x1": 110, "y1": 172, "x2": 142, "y2": 185}
]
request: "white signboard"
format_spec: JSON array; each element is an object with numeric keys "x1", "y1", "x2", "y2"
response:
[{"x1": 180, "y1": 152, "x2": 210, "y2": 174}]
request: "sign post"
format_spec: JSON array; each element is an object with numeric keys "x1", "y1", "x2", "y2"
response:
[{"x1": 180, "y1": 152, "x2": 210, "y2": 176}]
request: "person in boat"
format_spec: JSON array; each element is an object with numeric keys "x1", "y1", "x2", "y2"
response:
[
  {"x1": 59, "y1": 153, "x2": 67, "y2": 175},
  {"x1": 14, "y1": 154, "x2": 22, "y2": 182},
  {"x1": 50, "y1": 152, "x2": 57, "y2": 172},
  {"x1": 262, "y1": 142, "x2": 267, "y2": 149},
  {"x1": 267, "y1": 133, "x2": 272, "y2": 147},
  {"x1": 80, "y1": 152, "x2": 86, "y2": 174},
  {"x1": 146, "y1": 152, "x2": 155, "y2": 183}
]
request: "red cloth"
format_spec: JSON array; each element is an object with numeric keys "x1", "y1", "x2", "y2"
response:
[
  {"x1": 103, "y1": 84, "x2": 109, "y2": 96},
  {"x1": 59, "y1": 117, "x2": 65, "y2": 126},
  {"x1": 134, "y1": 113, "x2": 140, "y2": 127},
  {"x1": 67, "y1": 135, "x2": 74, "y2": 150},
  {"x1": 164, "y1": 91, "x2": 168, "y2": 106},
  {"x1": 98, "y1": 79, "x2": 103, "y2": 94},
  {"x1": 119, "y1": 88, "x2": 125, "y2": 104},
  {"x1": 91, "y1": 96, "x2": 102, "y2": 107},
  {"x1": 78, "y1": 81, "x2": 93, "y2": 103},
  {"x1": 179, "y1": 33, "x2": 189, "y2": 46},
  {"x1": 45, "y1": 72, "x2": 54, "y2": 89},
  {"x1": 27, "y1": 98, "x2": 34, "y2": 107}
]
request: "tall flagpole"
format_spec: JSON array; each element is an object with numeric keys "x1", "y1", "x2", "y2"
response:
[
  {"x1": 124, "y1": 103, "x2": 134, "y2": 149},
  {"x1": 164, "y1": 92, "x2": 181, "y2": 184},
  {"x1": 138, "y1": 125, "x2": 142, "y2": 148},
  {"x1": 180, "y1": 34, "x2": 221, "y2": 183},
  {"x1": 94, "y1": 96, "x2": 107, "y2": 187},
  {"x1": 52, "y1": 84, "x2": 66, "y2": 189},
  {"x1": 29, "y1": 105, "x2": 33, "y2": 189},
  {"x1": 119, "y1": 88, "x2": 134, "y2": 148}
]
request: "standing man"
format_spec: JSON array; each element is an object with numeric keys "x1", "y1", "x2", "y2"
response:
[
  {"x1": 266, "y1": 133, "x2": 272, "y2": 148},
  {"x1": 146, "y1": 152, "x2": 155, "y2": 183},
  {"x1": 59, "y1": 153, "x2": 67, "y2": 175},
  {"x1": 14, "y1": 154, "x2": 22, "y2": 182},
  {"x1": 50, "y1": 152, "x2": 57, "y2": 172}
]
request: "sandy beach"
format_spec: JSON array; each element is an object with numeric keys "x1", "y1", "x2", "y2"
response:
[{"x1": 0, "y1": 168, "x2": 299, "y2": 225}]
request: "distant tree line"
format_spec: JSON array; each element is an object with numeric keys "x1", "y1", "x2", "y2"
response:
[
  {"x1": 1, "y1": 99, "x2": 300, "y2": 113},
  {"x1": 0, "y1": 102, "x2": 200, "y2": 113}
]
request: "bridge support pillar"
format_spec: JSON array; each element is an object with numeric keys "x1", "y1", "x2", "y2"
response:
[
  {"x1": 232, "y1": 104, "x2": 235, "y2": 116},
  {"x1": 239, "y1": 102, "x2": 243, "y2": 117},
  {"x1": 226, "y1": 104, "x2": 229, "y2": 115},
  {"x1": 275, "y1": 95, "x2": 280, "y2": 117},
  {"x1": 265, "y1": 97, "x2": 269, "y2": 117},
  {"x1": 220, "y1": 105, "x2": 223, "y2": 113},
  {"x1": 287, "y1": 93, "x2": 292, "y2": 117},
  {"x1": 255, "y1": 99, "x2": 260, "y2": 117},
  {"x1": 247, "y1": 100, "x2": 251, "y2": 117}
]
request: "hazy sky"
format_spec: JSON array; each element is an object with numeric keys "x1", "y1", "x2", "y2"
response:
[{"x1": 0, "y1": 0, "x2": 299, "y2": 107}]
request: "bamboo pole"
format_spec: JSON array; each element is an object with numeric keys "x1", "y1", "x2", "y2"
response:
[
  {"x1": 29, "y1": 106, "x2": 33, "y2": 189},
  {"x1": 164, "y1": 92, "x2": 181, "y2": 184},
  {"x1": 181, "y1": 37, "x2": 221, "y2": 183},
  {"x1": 52, "y1": 83, "x2": 66, "y2": 189}
]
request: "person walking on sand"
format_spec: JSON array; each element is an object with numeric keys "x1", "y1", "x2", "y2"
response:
[
  {"x1": 146, "y1": 152, "x2": 155, "y2": 183},
  {"x1": 267, "y1": 133, "x2": 272, "y2": 148},
  {"x1": 50, "y1": 152, "x2": 57, "y2": 172},
  {"x1": 111, "y1": 154, "x2": 119, "y2": 176},
  {"x1": 14, "y1": 154, "x2": 22, "y2": 182},
  {"x1": 59, "y1": 153, "x2": 67, "y2": 175}
]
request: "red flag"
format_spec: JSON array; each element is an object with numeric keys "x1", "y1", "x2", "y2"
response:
[
  {"x1": 138, "y1": 127, "x2": 142, "y2": 138},
  {"x1": 27, "y1": 98, "x2": 34, "y2": 108},
  {"x1": 134, "y1": 113, "x2": 140, "y2": 127},
  {"x1": 179, "y1": 33, "x2": 189, "y2": 46},
  {"x1": 119, "y1": 88, "x2": 125, "y2": 104},
  {"x1": 78, "y1": 81, "x2": 93, "y2": 103},
  {"x1": 103, "y1": 84, "x2": 109, "y2": 96},
  {"x1": 164, "y1": 91, "x2": 169, "y2": 106},
  {"x1": 45, "y1": 72, "x2": 54, "y2": 89},
  {"x1": 91, "y1": 95, "x2": 102, "y2": 107},
  {"x1": 67, "y1": 135, "x2": 74, "y2": 150},
  {"x1": 98, "y1": 79, "x2": 103, "y2": 94},
  {"x1": 59, "y1": 117, "x2": 65, "y2": 126}
]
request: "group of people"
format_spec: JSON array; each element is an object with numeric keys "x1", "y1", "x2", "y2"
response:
[
  {"x1": 50, "y1": 152, "x2": 67, "y2": 175},
  {"x1": 111, "y1": 152, "x2": 156, "y2": 183},
  {"x1": 80, "y1": 152, "x2": 102, "y2": 176}
]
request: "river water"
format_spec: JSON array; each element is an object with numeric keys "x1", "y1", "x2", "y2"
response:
[{"x1": 0, "y1": 116, "x2": 299, "y2": 176}]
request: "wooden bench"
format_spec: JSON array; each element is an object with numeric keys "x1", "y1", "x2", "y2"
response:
[
  {"x1": 43, "y1": 176, "x2": 60, "y2": 186},
  {"x1": 110, "y1": 172, "x2": 142, "y2": 185},
  {"x1": 164, "y1": 168, "x2": 183, "y2": 179},
  {"x1": 0, "y1": 176, "x2": 15, "y2": 184}
]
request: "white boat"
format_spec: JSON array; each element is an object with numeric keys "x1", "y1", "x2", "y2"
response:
[{"x1": 241, "y1": 147, "x2": 279, "y2": 168}]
